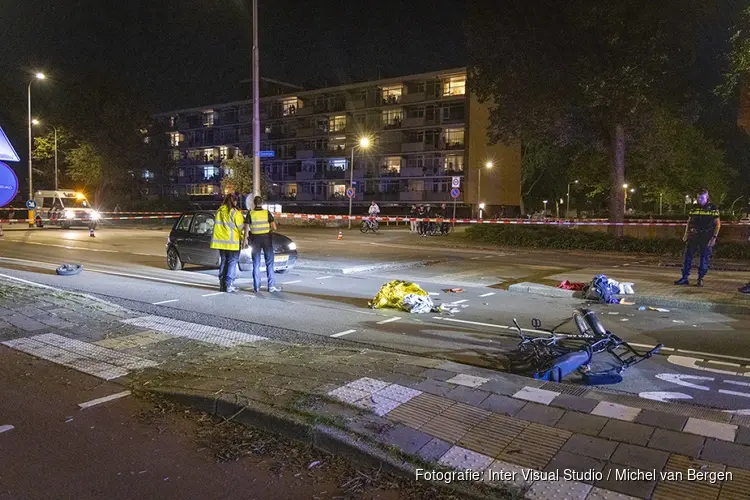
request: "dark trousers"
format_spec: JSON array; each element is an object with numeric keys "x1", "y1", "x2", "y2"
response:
[
  {"x1": 681, "y1": 237, "x2": 713, "y2": 278},
  {"x1": 251, "y1": 234, "x2": 275, "y2": 291},
  {"x1": 218, "y1": 250, "x2": 240, "y2": 291}
]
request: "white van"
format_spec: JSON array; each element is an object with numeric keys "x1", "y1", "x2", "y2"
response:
[{"x1": 33, "y1": 190, "x2": 100, "y2": 229}]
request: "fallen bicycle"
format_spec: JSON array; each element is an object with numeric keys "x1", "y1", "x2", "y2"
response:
[{"x1": 508, "y1": 308, "x2": 663, "y2": 384}]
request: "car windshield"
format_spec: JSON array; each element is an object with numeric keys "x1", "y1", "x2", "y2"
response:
[{"x1": 62, "y1": 197, "x2": 90, "y2": 208}]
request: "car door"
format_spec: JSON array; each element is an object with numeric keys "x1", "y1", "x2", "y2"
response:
[
  {"x1": 171, "y1": 214, "x2": 195, "y2": 263},
  {"x1": 188, "y1": 212, "x2": 218, "y2": 267}
]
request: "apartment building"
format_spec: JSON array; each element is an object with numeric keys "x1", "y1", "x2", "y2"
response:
[{"x1": 154, "y1": 68, "x2": 520, "y2": 214}]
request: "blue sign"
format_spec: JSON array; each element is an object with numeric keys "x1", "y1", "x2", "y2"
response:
[
  {"x1": 346, "y1": 188, "x2": 355, "y2": 199},
  {"x1": 26, "y1": 199, "x2": 37, "y2": 210},
  {"x1": 0, "y1": 126, "x2": 20, "y2": 163},
  {"x1": 0, "y1": 162, "x2": 19, "y2": 208},
  {"x1": 450, "y1": 187, "x2": 460, "y2": 199},
  {"x1": 258, "y1": 150, "x2": 275, "y2": 158}
]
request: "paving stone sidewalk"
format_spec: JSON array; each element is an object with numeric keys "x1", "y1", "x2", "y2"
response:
[{"x1": 2, "y1": 277, "x2": 750, "y2": 499}]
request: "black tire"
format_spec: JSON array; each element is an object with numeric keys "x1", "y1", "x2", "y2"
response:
[
  {"x1": 61, "y1": 221, "x2": 71, "y2": 230},
  {"x1": 35, "y1": 217, "x2": 43, "y2": 228},
  {"x1": 167, "y1": 247, "x2": 183, "y2": 270},
  {"x1": 56, "y1": 264, "x2": 83, "y2": 276},
  {"x1": 275, "y1": 269, "x2": 289, "y2": 274},
  {"x1": 359, "y1": 221, "x2": 369, "y2": 233}
]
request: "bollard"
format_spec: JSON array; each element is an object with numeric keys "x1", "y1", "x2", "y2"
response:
[
  {"x1": 90, "y1": 226, "x2": 95, "y2": 238},
  {"x1": 337, "y1": 231, "x2": 342, "y2": 240}
]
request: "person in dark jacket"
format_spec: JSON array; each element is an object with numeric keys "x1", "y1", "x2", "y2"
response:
[{"x1": 674, "y1": 189, "x2": 721, "y2": 288}]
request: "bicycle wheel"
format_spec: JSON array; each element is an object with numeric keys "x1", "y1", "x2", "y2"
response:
[{"x1": 359, "y1": 221, "x2": 369, "y2": 233}]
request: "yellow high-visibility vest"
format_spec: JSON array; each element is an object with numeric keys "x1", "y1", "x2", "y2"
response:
[
  {"x1": 249, "y1": 209, "x2": 271, "y2": 235},
  {"x1": 210, "y1": 206, "x2": 245, "y2": 250}
]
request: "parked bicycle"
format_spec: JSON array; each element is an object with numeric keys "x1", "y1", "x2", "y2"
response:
[
  {"x1": 360, "y1": 217, "x2": 379, "y2": 234},
  {"x1": 509, "y1": 308, "x2": 663, "y2": 384}
]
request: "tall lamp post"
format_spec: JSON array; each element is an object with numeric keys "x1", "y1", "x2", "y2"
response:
[
  {"x1": 27, "y1": 72, "x2": 46, "y2": 226},
  {"x1": 348, "y1": 136, "x2": 370, "y2": 229},
  {"x1": 566, "y1": 179, "x2": 578, "y2": 217},
  {"x1": 251, "y1": 0, "x2": 261, "y2": 197},
  {"x1": 32, "y1": 120, "x2": 58, "y2": 191},
  {"x1": 477, "y1": 161, "x2": 493, "y2": 217},
  {"x1": 623, "y1": 184, "x2": 635, "y2": 212}
]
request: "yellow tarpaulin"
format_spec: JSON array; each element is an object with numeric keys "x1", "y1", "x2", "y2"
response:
[{"x1": 369, "y1": 280, "x2": 429, "y2": 310}]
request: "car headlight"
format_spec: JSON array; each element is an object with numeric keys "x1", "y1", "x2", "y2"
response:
[
  {"x1": 64, "y1": 210, "x2": 74, "y2": 219},
  {"x1": 90, "y1": 210, "x2": 100, "y2": 220},
  {"x1": 287, "y1": 242, "x2": 297, "y2": 251}
]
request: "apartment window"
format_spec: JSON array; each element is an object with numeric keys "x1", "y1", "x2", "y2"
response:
[
  {"x1": 142, "y1": 170, "x2": 154, "y2": 180},
  {"x1": 169, "y1": 116, "x2": 177, "y2": 128},
  {"x1": 444, "y1": 127, "x2": 465, "y2": 147},
  {"x1": 408, "y1": 106, "x2": 425, "y2": 118},
  {"x1": 328, "y1": 136, "x2": 346, "y2": 152},
  {"x1": 329, "y1": 159, "x2": 347, "y2": 171},
  {"x1": 329, "y1": 115, "x2": 347, "y2": 132},
  {"x1": 203, "y1": 166, "x2": 219, "y2": 179},
  {"x1": 172, "y1": 150, "x2": 182, "y2": 161},
  {"x1": 219, "y1": 146, "x2": 229, "y2": 160},
  {"x1": 382, "y1": 109, "x2": 403, "y2": 127},
  {"x1": 301, "y1": 182, "x2": 311, "y2": 193},
  {"x1": 187, "y1": 149, "x2": 202, "y2": 161},
  {"x1": 408, "y1": 180, "x2": 425, "y2": 193},
  {"x1": 280, "y1": 97, "x2": 298, "y2": 116},
  {"x1": 178, "y1": 168, "x2": 185, "y2": 177},
  {"x1": 381, "y1": 85, "x2": 403, "y2": 104},
  {"x1": 407, "y1": 155, "x2": 424, "y2": 168},
  {"x1": 414, "y1": 82, "x2": 425, "y2": 93},
  {"x1": 354, "y1": 113, "x2": 366, "y2": 124},
  {"x1": 203, "y1": 110, "x2": 215, "y2": 127},
  {"x1": 384, "y1": 156, "x2": 401, "y2": 174},
  {"x1": 443, "y1": 77, "x2": 466, "y2": 97},
  {"x1": 264, "y1": 124, "x2": 272, "y2": 134},
  {"x1": 442, "y1": 103, "x2": 466, "y2": 121},
  {"x1": 444, "y1": 154, "x2": 464, "y2": 172},
  {"x1": 169, "y1": 132, "x2": 182, "y2": 147},
  {"x1": 203, "y1": 148, "x2": 214, "y2": 162}
]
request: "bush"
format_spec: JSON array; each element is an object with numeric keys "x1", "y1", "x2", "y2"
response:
[{"x1": 464, "y1": 225, "x2": 750, "y2": 260}]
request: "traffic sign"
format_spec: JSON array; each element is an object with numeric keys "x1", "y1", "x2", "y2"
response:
[
  {"x1": 0, "y1": 126, "x2": 20, "y2": 163},
  {"x1": 450, "y1": 187, "x2": 460, "y2": 199},
  {"x1": 258, "y1": 150, "x2": 275, "y2": 158},
  {"x1": 346, "y1": 188, "x2": 355, "y2": 199},
  {"x1": 25, "y1": 199, "x2": 37, "y2": 210},
  {"x1": 451, "y1": 176, "x2": 461, "y2": 188},
  {"x1": 0, "y1": 162, "x2": 19, "y2": 207}
]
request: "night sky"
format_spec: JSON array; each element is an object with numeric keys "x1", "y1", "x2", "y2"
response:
[{"x1": 0, "y1": 0, "x2": 465, "y2": 139}]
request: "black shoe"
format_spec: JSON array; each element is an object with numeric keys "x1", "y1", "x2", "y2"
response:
[
  {"x1": 696, "y1": 278, "x2": 704, "y2": 288},
  {"x1": 739, "y1": 284, "x2": 750, "y2": 294},
  {"x1": 674, "y1": 277, "x2": 689, "y2": 286}
]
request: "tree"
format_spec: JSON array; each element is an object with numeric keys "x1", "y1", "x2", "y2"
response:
[
  {"x1": 220, "y1": 154, "x2": 272, "y2": 202},
  {"x1": 31, "y1": 127, "x2": 73, "y2": 188},
  {"x1": 66, "y1": 141, "x2": 108, "y2": 202},
  {"x1": 467, "y1": 0, "x2": 716, "y2": 233}
]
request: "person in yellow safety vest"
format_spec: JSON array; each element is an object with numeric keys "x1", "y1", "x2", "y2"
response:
[
  {"x1": 210, "y1": 193, "x2": 246, "y2": 293},
  {"x1": 243, "y1": 195, "x2": 281, "y2": 293}
]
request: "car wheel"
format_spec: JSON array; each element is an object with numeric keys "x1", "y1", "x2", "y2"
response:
[
  {"x1": 61, "y1": 221, "x2": 70, "y2": 229},
  {"x1": 167, "y1": 247, "x2": 183, "y2": 270},
  {"x1": 275, "y1": 269, "x2": 288, "y2": 274},
  {"x1": 56, "y1": 263, "x2": 83, "y2": 276}
]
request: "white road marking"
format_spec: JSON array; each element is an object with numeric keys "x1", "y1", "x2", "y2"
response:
[
  {"x1": 471, "y1": 256, "x2": 481, "y2": 260},
  {"x1": 122, "y1": 316, "x2": 267, "y2": 347},
  {"x1": 719, "y1": 389, "x2": 750, "y2": 398},
  {"x1": 639, "y1": 392, "x2": 693, "y2": 403},
  {"x1": 331, "y1": 329, "x2": 356, "y2": 338},
  {"x1": 201, "y1": 292, "x2": 223, "y2": 297},
  {"x1": 152, "y1": 299, "x2": 179, "y2": 305},
  {"x1": 655, "y1": 373, "x2": 713, "y2": 391},
  {"x1": 78, "y1": 390, "x2": 132, "y2": 409},
  {"x1": 708, "y1": 360, "x2": 741, "y2": 367},
  {"x1": 677, "y1": 349, "x2": 750, "y2": 363},
  {"x1": 0, "y1": 425, "x2": 14, "y2": 434},
  {"x1": 450, "y1": 299, "x2": 469, "y2": 304},
  {"x1": 723, "y1": 409, "x2": 750, "y2": 415},
  {"x1": 282, "y1": 280, "x2": 302, "y2": 284},
  {"x1": 316, "y1": 276, "x2": 333, "y2": 280},
  {"x1": 479, "y1": 292, "x2": 496, "y2": 298},
  {"x1": 724, "y1": 380, "x2": 750, "y2": 388},
  {"x1": 86, "y1": 269, "x2": 215, "y2": 289},
  {"x1": 484, "y1": 255, "x2": 492, "y2": 258},
  {"x1": 666, "y1": 355, "x2": 750, "y2": 376},
  {"x1": 429, "y1": 292, "x2": 440, "y2": 296},
  {"x1": 0, "y1": 272, "x2": 59, "y2": 290},
  {"x1": 377, "y1": 317, "x2": 401, "y2": 325}
]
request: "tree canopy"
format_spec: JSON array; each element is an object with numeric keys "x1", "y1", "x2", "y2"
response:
[{"x1": 220, "y1": 154, "x2": 272, "y2": 202}]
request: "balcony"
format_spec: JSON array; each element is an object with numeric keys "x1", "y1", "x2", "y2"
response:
[
  {"x1": 400, "y1": 166, "x2": 426, "y2": 177},
  {"x1": 296, "y1": 127, "x2": 315, "y2": 137},
  {"x1": 324, "y1": 170, "x2": 347, "y2": 180},
  {"x1": 346, "y1": 99, "x2": 365, "y2": 111},
  {"x1": 401, "y1": 92, "x2": 426, "y2": 104},
  {"x1": 296, "y1": 149, "x2": 314, "y2": 159},
  {"x1": 380, "y1": 168, "x2": 401, "y2": 178},
  {"x1": 445, "y1": 142, "x2": 465, "y2": 151},
  {"x1": 295, "y1": 107, "x2": 313, "y2": 117},
  {"x1": 401, "y1": 142, "x2": 425, "y2": 153},
  {"x1": 295, "y1": 171, "x2": 315, "y2": 180},
  {"x1": 383, "y1": 120, "x2": 403, "y2": 130},
  {"x1": 403, "y1": 116, "x2": 425, "y2": 127}
]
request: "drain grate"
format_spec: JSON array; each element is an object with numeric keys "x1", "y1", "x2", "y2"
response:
[{"x1": 539, "y1": 382, "x2": 590, "y2": 397}]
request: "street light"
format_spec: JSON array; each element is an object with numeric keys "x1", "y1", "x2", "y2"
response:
[
  {"x1": 479, "y1": 202, "x2": 486, "y2": 219},
  {"x1": 543, "y1": 199, "x2": 548, "y2": 215},
  {"x1": 566, "y1": 179, "x2": 579, "y2": 217},
  {"x1": 477, "y1": 161, "x2": 493, "y2": 217},
  {"x1": 32, "y1": 120, "x2": 59, "y2": 191},
  {"x1": 27, "y1": 72, "x2": 46, "y2": 226},
  {"x1": 348, "y1": 136, "x2": 371, "y2": 229}
]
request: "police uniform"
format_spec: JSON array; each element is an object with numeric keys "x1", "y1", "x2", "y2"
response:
[
  {"x1": 210, "y1": 205, "x2": 245, "y2": 292},
  {"x1": 246, "y1": 207, "x2": 276, "y2": 292},
  {"x1": 678, "y1": 203, "x2": 720, "y2": 284}
]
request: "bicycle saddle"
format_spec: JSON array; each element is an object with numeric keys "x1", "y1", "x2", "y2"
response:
[{"x1": 578, "y1": 309, "x2": 607, "y2": 336}]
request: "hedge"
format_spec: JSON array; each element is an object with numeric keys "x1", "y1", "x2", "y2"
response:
[{"x1": 464, "y1": 225, "x2": 750, "y2": 261}]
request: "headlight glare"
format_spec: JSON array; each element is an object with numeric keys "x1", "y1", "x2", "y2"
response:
[
  {"x1": 90, "y1": 210, "x2": 100, "y2": 220},
  {"x1": 287, "y1": 242, "x2": 297, "y2": 251},
  {"x1": 64, "y1": 210, "x2": 74, "y2": 219}
]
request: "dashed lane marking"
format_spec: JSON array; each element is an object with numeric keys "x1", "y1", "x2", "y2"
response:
[
  {"x1": 724, "y1": 380, "x2": 750, "y2": 388},
  {"x1": 377, "y1": 317, "x2": 401, "y2": 325},
  {"x1": 0, "y1": 425, "x2": 14, "y2": 434},
  {"x1": 85, "y1": 268, "x2": 216, "y2": 289},
  {"x1": 78, "y1": 390, "x2": 132, "y2": 409},
  {"x1": 316, "y1": 276, "x2": 333, "y2": 280},
  {"x1": 719, "y1": 389, "x2": 750, "y2": 398},
  {"x1": 282, "y1": 280, "x2": 302, "y2": 284},
  {"x1": 450, "y1": 299, "x2": 469, "y2": 305},
  {"x1": 331, "y1": 329, "x2": 356, "y2": 338},
  {"x1": 152, "y1": 299, "x2": 179, "y2": 305},
  {"x1": 201, "y1": 292, "x2": 223, "y2": 297},
  {"x1": 479, "y1": 292, "x2": 496, "y2": 298}
]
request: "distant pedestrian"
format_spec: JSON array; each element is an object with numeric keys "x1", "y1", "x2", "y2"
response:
[
  {"x1": 409, "y1": 205, "x2": 417, "y2": 232},
  {"x1": 244, "y1": 195, "x2": 281, "y2": 293},
  {"x1": 674, "y1": 189, "x2": 720, "y2": 288},
  {"x1": 210, "y1": 193, "x2": 245, "y2": 293},
  {"x1": 114, "y1": 204, "x2": 121, "y2": 213}
]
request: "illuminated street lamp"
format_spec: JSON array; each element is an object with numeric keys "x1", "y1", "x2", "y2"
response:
[
  {"x1": 477, "y1": 161, "x2": 493, "y2": 217},
  {"x1": 543, "y1": 199, "x2": 548, "y2": 214},
  {"x1": 479, "y1": 202, "x2": 486, "y2": 219},
  {"x1": 32, "y1": 119, "x2": 58, "y2": 191},
  {"x1": 566, "y1": 179, "x2": 578, "y2": 217},
  {"x1": 348, "y1": 136, "x2": 371, "y2": 229},
  {"x1": 27, "y1": 72, "x2": 46, "y2": 226}
]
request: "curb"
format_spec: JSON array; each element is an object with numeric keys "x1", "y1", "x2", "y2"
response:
[{"x1": 139, "y1": 387, "x2": 495, "y2": 500}]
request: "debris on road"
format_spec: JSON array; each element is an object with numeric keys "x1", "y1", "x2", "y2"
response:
[
  {"x1": 558, "y1": 280, "x2": 586, "y2": 291},
  {"x1": 443, "y1": 288, "x2": 464, "y2": 293},
  {"x1": 55, "y1": 263, "x2": 83, "y2": 276},
  {"x1": 369, "y1": 280, "x2": 442, "y2": 314}
]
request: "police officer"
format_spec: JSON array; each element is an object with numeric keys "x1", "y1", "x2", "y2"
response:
[
  {"x1": 675, "y1": 189, "x2": 721, "y2": 288},
  {"x1": 244, "y1": 196, "x2": 281, "y2": 293},
  {"x1": 210, "y1": 193, "x2": 246, "y2": 293}
]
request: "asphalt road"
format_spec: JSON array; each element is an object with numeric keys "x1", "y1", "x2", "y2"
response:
[{"x1": 2, "y1": 225, "x2": 750, "y2": 412}]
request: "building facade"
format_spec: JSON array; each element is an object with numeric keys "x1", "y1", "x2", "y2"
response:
[{"x1": 154, "y1": 68, "x2": 520, "y2": 214}]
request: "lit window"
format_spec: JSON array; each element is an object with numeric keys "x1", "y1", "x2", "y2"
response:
[
  {"x1": 329, "y1": 159, "x2": 347, "y2": 170},
  {"x1": 382, "y1": 109, "x2": 403, "y2": 126},
  {"x1": 204, "y1": 166, "x2": 219, "y2": 179},
  {"x1": 169, "y1": 116, "x2": 177, "y2": 128},
  {"x1": 381, "y1": 85, "x2": 403, "y2": 103},
  {"x1": 203, "y1": 110, "x2": 215, "y2": 127},
  {"x1": 444, "y1": 128, "x2": 465, "y2": 146},
  {"x1": 219, "y1": 146, "x2": 228, "y2": 159},
  {"x1": 203, "y1": 148, "x2": 214, "y2": 161},
  {"x1": 169, "y1": 132, "x2": 182, "y2": 147},
  {"x1": 442, "y1": 77, "x2": 466, "y2": 96},
  {"x1": 444, "y1": 154, "x2": 464, "y2": 172},
  {"x1": 264, "y1": 124, "x2": 272, "y2": 133},
  {"x1": 172, "y1": 150, "x2": 181, "y2": 161},
  {"x1": 384, "y1": 156, "x2": 401, "y2": 173},
  {"x1": 142, "y1": 170, "x2": 154, "y2": 180},
  {"x1": 328, "y1": 115, "x2": 347, "y2": 132},
  {"x1": 281, "y1": 97, "x2": 298, "y2": 116}
]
